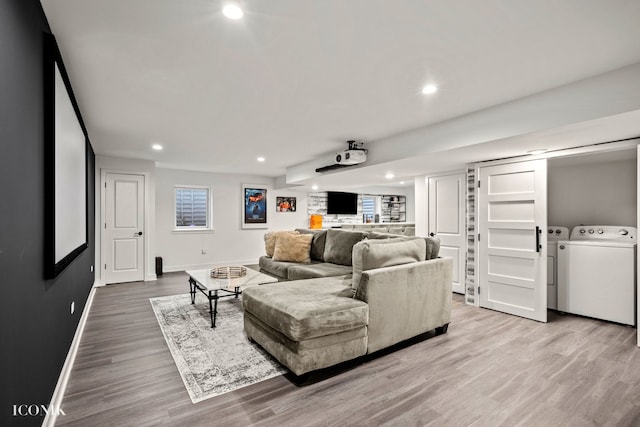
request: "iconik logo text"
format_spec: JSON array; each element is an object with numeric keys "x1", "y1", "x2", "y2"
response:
[{"x1": 12, "y1": 404, "x2": 66, "y2": 417}]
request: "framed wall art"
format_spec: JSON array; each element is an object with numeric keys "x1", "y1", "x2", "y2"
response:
[
  {"x1": 242, "y1": 184, "x2": 268, "y2": 229},
  {"x1": 276, "y1": 196, "x2": 296, "y2": 212}
]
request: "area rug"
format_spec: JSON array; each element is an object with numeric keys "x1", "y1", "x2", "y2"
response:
[{"x1": 149, "y1": 294, "x2": 286, "y2": 403}]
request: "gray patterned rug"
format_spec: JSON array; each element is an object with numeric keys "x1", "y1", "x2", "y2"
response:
[{"x1": 150, "y1": 293, "x2": 286, "y2": 403}]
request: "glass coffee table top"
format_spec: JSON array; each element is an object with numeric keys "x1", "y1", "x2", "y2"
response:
[{"x1": 186, "y1": 267, "x2": 278, "y2": 291}]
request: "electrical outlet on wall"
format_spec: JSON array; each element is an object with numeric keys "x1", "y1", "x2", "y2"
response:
[
  {"x1": 70, "y1": 301, "x2": 75, "y2": 315},
  {"x1": 201, "y1": 249, "x2": 207, "y2": 254}
]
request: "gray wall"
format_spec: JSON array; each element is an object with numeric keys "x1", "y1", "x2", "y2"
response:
[
  {"x1": 548, "y1": 155, "x2": 637, "y2": 229},
  {"x1": 0, "y1": 1, "x2": 95, "y2": 425}
]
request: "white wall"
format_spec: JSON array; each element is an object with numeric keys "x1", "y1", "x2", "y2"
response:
[
  {"x1": 548, "y1": 156, "x2": 637, "y2": 229},
  {"x1": 414, "y1": 175, "x2": 428, "y2": 237},
  {"x1": 95, "y1": 155, "x2": 157, "y2": 285},
  {"x1": 155, "y1": 168, "x2": 308, "y2": 272}
]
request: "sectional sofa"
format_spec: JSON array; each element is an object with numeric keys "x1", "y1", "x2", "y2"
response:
[{"x1": 245, "y1": 228, "x2": 453, "y2": 376}]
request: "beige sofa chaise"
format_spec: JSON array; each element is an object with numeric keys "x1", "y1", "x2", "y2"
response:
[{"x1": 244, "y1": 231, "x2": 453, "y2": 376}]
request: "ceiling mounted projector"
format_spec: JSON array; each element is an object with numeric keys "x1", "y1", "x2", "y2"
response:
[{"x1": 335, "y1": 140, "x2": 367, "y2": 165}]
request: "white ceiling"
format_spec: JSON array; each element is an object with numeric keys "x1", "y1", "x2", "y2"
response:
[{"x1": 41, "y1": 0, "x2": 640, "y2": 186}]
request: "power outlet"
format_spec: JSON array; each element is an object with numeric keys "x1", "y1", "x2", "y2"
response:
[
  {"x1": 201, "y1": 249, "x2": 207, "y2": 254},
  {"x1": 70, "y1": 301, "x2": 75, "y2": 315}
]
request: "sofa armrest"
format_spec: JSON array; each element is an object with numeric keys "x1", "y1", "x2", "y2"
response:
[{"x1": 355, "y1": 257, "x2": 452, "y2": 353}]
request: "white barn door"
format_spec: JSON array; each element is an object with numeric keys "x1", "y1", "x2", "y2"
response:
[
  {"x1": 479, "y1": 160, "x2": 547, "y2": 322},
  {"x1": 428, "y1": 173, "x2": 466, "y2": 294}
]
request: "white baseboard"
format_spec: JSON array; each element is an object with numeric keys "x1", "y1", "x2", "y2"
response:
[
  {"x1": 42, "y1": 285, "x2": 97, "y2": 427},
  {"x1": 145, "y1": 273, "x2": 157, "y2": 282},
  {"x1": 164, "y1": 259, "x2": 258, "y2": 273}
]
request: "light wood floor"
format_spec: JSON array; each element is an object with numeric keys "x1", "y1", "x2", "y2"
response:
[{"x1": 58, "y1": 272, "x2": 640, "y2": 427}]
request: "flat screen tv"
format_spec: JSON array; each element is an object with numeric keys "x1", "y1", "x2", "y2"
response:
[{"x1": 327, "y1": 191, "x2": 358, "y2": 215}]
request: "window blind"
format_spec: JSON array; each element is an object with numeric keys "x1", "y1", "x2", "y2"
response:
[
  {"x1": 175, "y1": 187, "x2": 208, "y2": 227},
  {"x1": 362, "y1": 196, "x2": 376, "y2": 220}
]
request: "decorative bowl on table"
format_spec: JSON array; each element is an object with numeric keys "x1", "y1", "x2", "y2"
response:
[{"x1": 210, "y1": 266, "x2": 247, "y2": 279}]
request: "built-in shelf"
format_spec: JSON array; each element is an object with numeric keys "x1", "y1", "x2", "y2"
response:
[
  {"x1": 307, "y1": 192, "x2": 406, "y2": 225},
  {"x1": 381, "y1": 195, "x2": 406, "y2": 223}
]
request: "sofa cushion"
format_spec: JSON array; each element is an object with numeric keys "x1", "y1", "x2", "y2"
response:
[
  {"x1": 368, "y1": 234, "x2": 440, "y2": 259},
  {"x1": 287, "y1": 263, "x2": 353, "y2": 281},
  {"x1": 264, "y1": 230, "x2": 299, "y2": 257},
  {"x1": 403, "y1": 227, "x2": 415, "y2": 236},
  {"x1": 323, "y1": 229, "x2": 367, "y2": 266},
  {"x1": 296, "y1": 228, "x2": 327, "y2": 261},
  {"x1": 242, "y1": 276, "x2": 368, "y2": 341},
  {"x1": 352, "y1": 238, "x2": 426, "y2": 291},
  {"x1": 259, "y1": 255, "x2": 301, "y2": 279},
  {"x1": 273, "y1": 233, "x2": 313, "y2": 263},
  {"x1": 387, "y1": 227, "x2": 405, "y2": 235},
  {"x1": 369, "y1": 227, "x2": 389, "y2": 233},
  {"x1": 366, "y1": 231, "x2": 397, "y2": 240},
  {"x1": 425, "y1": 236, "x2": 441, "y2": 259}
]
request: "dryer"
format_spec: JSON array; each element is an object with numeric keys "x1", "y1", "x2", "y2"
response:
[
  {"x1": 557, "y1": 225, "x2": 637, "y2": 325},
  {"x1": 547, "y1": 226, "x2": 569, "y2": 310}
]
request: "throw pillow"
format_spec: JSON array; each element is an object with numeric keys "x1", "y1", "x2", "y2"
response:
[
  {"x1": 272, "y1": 233, "x2": 313, "y2": 263},
  {"x1": 264, "y1": 230, "x2": 299, "y2": 257},
  {"x1": 295, "y1": 228, "x2": 327, "y2": 261},
  {"x1": 352, "y1": 237, "x2": 426, "y2": 291},
  {"x1": 323, "y1": 229, "x2": 367, "y2": 266}
]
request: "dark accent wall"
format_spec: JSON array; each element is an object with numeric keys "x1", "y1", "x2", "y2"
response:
[{"x1": 0, "y1": 1, "x2": 96, "y2": 425}]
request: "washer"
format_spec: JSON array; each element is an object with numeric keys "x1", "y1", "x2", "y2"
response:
[
  {"x1": 557, "y1": 225, "x2": 637, "y2": 325},
  {"x1": 547, "y1": 226, "x2": 569, "y2": 310}
]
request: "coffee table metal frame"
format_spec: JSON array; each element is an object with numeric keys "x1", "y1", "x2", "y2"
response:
[
  {"x1": 186, "y1": 268, "x2": 278, "y2": 328},
  {"x1": 188, "y1": 276, "x2": 239, "y2": 328}
]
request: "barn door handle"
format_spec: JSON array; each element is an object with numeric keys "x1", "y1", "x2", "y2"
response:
[{"x1": 535, "y1": 226, "x2": 541, "y2": 253}]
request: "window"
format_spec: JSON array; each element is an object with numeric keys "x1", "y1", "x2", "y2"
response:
[
  {"x1": 362, "y1": 195, "x2": 377, "y2": 223},
  {"x1": 174, "y1": 186, "x2": 212, "y2": 230}
]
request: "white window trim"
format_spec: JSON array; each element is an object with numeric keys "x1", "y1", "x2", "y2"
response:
[{"x1": 173, "y1": 185, "x2": 214, "y2": 232}]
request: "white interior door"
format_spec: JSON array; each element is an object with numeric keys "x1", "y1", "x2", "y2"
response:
[
  {"x1": 479, "y1": 159, "x2": 547, "y2": 322},
  {"x1": 428, "y1": 173, "x2": 466, "y2": 294},
  {"x1": 104, "y1": 172, "x2": 145, "y2": 284}
]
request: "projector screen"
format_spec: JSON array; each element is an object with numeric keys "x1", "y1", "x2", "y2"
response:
[
  {"x1": 44, "y1": 34, "x2": 88, "y2": 279},
  {"x1": 54, "y1": 65, "x2": 86, "y2": 263}
]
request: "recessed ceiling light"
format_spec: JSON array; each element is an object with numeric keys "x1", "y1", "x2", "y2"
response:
[
  {"x1": 527, "y1": 149, "x2": 547, "y2": 155},
  {"x1": 257, "y1": 157, "x2": 265, "y2": 162},
  {"x1": 421, "y1": 84, "x2": 438, "y2": 95},
  {"x1": 152, "y1": 144, "x2": 163, "y2": 151},
  {"x1": 223, "y1": 4, "x2": 243, "y2": 20},
  {"x1": 311, "y1": 185, "x2": 319, "y2": 191},
  {"x1": 385, "y1": 173, "x2": 395, "y2": 179}
]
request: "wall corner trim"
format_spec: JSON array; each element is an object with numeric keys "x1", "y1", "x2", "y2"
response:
[{"x1": 42, "y1": 286, "x2": 97, "y2": 427}]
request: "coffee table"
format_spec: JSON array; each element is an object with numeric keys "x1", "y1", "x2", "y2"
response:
[{"x1": 186, "y1": 268, "x2": 278, "y2": 328}]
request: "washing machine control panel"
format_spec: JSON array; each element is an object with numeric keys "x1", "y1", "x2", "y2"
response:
[
  {"x1": 570, "y1": 225, "x2": 636, "y2": 241},
  {"x1": 547, "y1": 226, "x2": 569, "y2": 242}
]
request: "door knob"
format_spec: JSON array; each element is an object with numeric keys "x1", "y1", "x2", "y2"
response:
[
  {"x1": 135, "y1": 231, "x2": 143, "y2": 236},
  {"x1": 429, "y1": 233, "x2": 435, "y2": 237}
]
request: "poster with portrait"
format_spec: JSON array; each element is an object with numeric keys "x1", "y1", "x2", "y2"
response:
[
  {"x1": 242, "y1": 184, "x2": 268, "y2": 228},
  {"x1": 276, "y1": 196, "x2": 296, "y2": 212}
]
